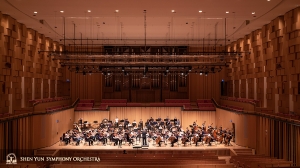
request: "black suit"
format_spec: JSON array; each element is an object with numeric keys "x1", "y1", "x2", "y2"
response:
[{"x1": 142, "y1": 130, "x2": 147, "y2": 145}]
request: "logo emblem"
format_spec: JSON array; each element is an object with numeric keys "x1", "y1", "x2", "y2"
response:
[{"x1": 6, "y1": 153, "x2": 17, "y2": 164}]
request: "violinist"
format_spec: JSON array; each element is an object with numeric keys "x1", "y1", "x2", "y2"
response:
[
  {"x1": 98, "y1": 131, "x2": 107, "y2": 146},
  {"x1": 86, "y1": 131, "x2": 94, "y2": 146}
]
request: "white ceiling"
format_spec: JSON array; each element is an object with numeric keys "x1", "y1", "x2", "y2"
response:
[{"x1": 0, "y1": 0, "x2": 299, "y2": 45}]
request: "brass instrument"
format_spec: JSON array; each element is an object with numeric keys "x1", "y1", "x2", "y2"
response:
[{"x1": 75, "y1": 124, "x2": 82, "y2": 133}]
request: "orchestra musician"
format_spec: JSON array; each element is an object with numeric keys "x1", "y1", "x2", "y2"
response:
[
  {"x1": 138, "y1": 119, "x2": 143, "y2": 129},
  {"x1": 181, "y1": 134, "x2": 189, "y2": 146},
  {"x1": 62, "y1": 133, "x2": 70, "y2": 145},
  {"x1": 125, "y1": 130, "x2": 134, "y2": 146},
  {"x1": 156, "y1": 135, "x2": 164, "y2": 147},
  {"x1": 86, "y1": 131, "x2": 94, "y2": 146},
  {"x1": 115, "y1": 116, "x2": 119, "y2": 128},
  {"x1": 169, "y1": 134, "x2": 178, "y2": 147}
]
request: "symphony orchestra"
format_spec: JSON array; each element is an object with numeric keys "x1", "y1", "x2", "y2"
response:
[{"x1": 60, "y1": 117, "x2": 234, "y2": 148}]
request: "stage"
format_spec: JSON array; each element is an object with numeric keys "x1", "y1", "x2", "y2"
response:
[{"x1": 40, "y1": 140, "x2": 250, "y2": 154}]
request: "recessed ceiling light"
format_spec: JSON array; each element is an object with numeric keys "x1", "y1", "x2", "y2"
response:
[
  {"x1": 60, "y1": 11, "x2": 64, "y2": 13},
  {"x1": 115, "y1": 10, "x2": 119, "y2": 13},
  {"x1": 267, "y1": 0, "x2": 270, "y2": 1},
  {"x1": 34, "y1": 11, "x2": 37, "y2": 14},
  {"x1": 87, "y1": 10, "x2": 91, "y2": 13},
  {"x1": 171, "y1": 10, "x2": 175, "y2": 13},
  {"x1": 226, "y1": 11, "x2": 229, "y2": 14},
  {"x1": 199, "y1": 10, "x2": 203, "y2": 13},
  {"x1": 252, "y1": 12, "x2": 255, "y2": 14}
]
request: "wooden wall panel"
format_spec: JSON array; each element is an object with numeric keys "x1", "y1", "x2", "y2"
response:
[
  {"x1": 189, "y1": 72, "x2": 223, "y2": 102},
  {"x1": 109, "y1": 107, "x2": 182, "y2": 124},
  {"x1": 67, "y1": 72, "x2": 102, "y2": 102},
  {"x1": 225, "y1": 7, "x2": 300, "y2": 115},
  {"x1": 32, "y1": 108, "x2": 74, "y2": 149}
]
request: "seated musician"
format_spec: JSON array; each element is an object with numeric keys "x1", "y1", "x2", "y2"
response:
[
  {"x1": 207, "y1": 134, "x2": 212, "y2": 146},
  {"x1": 156, "y1": 135, "x2": 164, "y2": 147},
  {"x1": 166, "y1": 119, "x2": 170, "y2": 126},
  {"x1": 126, "y1": 132, "x2": 134, "y2": 146},
  {"x1": 138, "y1": 119, "x2": 143, "y2": 129},
  {"x1": 115, "y1": 117, "x2": 119, "y2": 127},
  {"x1": 73, "y1": 133, "x2": 81, "y2": 146},
  {"x1": 194, "y1": 134, "x2": 202, "y2": 146},
  {"x1": 176, "y1": 119, "x2": 181, "y2": 126},
  {"x1": 63, "y1": 133, "x2": 70, "y2": 145},
  {"x1": 181, "y1": 134, "x2": 189, "y2": 146},
  {"x1": 98, "y1": 131, "x2": 107, "y2": 146},
  {"x1": 117, "y1": 133, "x2": 123, "y2": 148},
  {"x1": 124, "y1": 119, "x2": 129, "y2": 129},
  {"x1": 225, "y1": 132, "x2": 232, "y2": 146},
  {"x1": 112, "y1": 133, "x2": 119, "y2": 146},
  {"x1": 170, "y1": 134, "x2": 178, "y2": 147},
  {"x1": 85, "y1": 131, "x2": 94, "y2": 146},
  {"x1": 136, "y1": 130, "x2": 141, "y2": 142},
  {"x1": 132, "y1": 120, "x2": 137, "y2": 127}
]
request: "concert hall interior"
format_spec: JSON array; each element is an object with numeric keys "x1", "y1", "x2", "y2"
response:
[{"x1": 1, "y1": 0, "x2": 300, "y2": 167}]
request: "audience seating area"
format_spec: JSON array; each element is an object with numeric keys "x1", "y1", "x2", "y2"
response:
[
  {"x1": 101, "y1": 99, "x2": 127, "y2": 107},
  {"x1": 253, "y1": 108, "x2": 300, "y2": 121},
  {"x1": 75, "y1": 99, "x2": 95, "y2": 111},
  {"x1": 165, "y1": 99, "x2": 190, "y2": 107},
  {"x1": 221, "y1": 96, "x2": 260, "y2": 106},
  {"x1": 231, "y1": 149, "x2": 292, "y2": 167},
  {"x1": 46, "y1": 105, "x2": 71, "y2": 112},
  {"x1": 74, "y1": 99, "x2": 219, "y2": 111},
  {"x1": 197, "y1": 99, "x2": 216, "y2": 111},
  {"x1": 220, "y1": 105, "x2": 244, "y2": 112},
  {"x1": 29, "y1": 97, "x2": 71, "y2": 106}
]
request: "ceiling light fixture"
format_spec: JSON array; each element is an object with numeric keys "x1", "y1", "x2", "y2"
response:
[
  {"x1": 87, "y1": 10, "x2": 91, "y2": 13},
  {"x1": 199, "y1": 10, "x2": 203, "y2": 13},
  {"x1": 60, "y1": 11, "x2": 64, "y2": 13},
  {"x1": 171, "y1": 10, "x2": 175, "y2": 13},
  {"x1": 115, "y1": 10, "x2": 119, "y2": 13},
  {"x1": 267, "y1": 0, "x2": 271, "y2": 1},
  {"x1": 252, "y1": 12, "x2": 255, "y2": 14},
  {"x1": 34, "y1": 11, "x2": 37, "y2": 14},
  {"x1": 226, "y1": 11, "x2": 229, "y2": 14}
]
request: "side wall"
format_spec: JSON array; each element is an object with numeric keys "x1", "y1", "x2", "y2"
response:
[
  {"x1": 225, "y1": 7, "x2": 300, "y2": 114},
  {"x1": 0, "y1": 108, "x2": 74, "y2": 160}
]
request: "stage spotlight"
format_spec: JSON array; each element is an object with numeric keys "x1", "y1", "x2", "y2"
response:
[
  {"x1": 166, "y1": 67, "x2": 169, "y2": 72},
  {"x1": 205, "y1": 72, "x2": 208, "y2": 76},
  {"x1": 122, "y1": 67, "x2": 125, "y2": 71}
]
